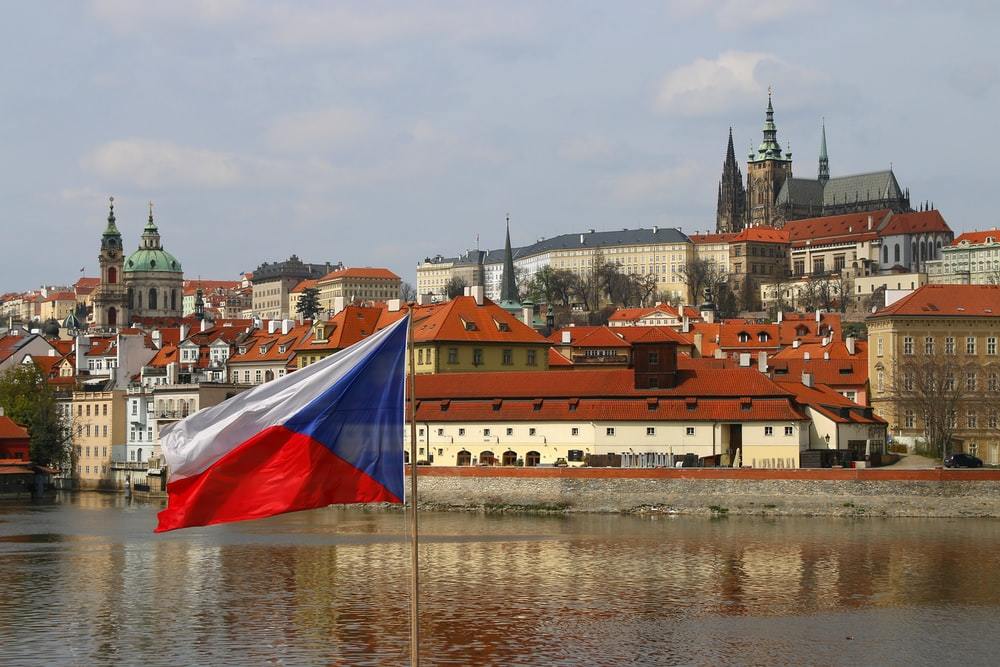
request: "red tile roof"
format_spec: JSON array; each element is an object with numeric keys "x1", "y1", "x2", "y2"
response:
[
  {"x1": 689, "y1": 232, "x2": 738, "y2": 244},
  {"x1": 293, "y1": 306, "x2": 383, "y2": 353},
  {"x1": 771, "y1": 339, "x2": 866, "y2": 361},
  {"x1": 73, "y1": 277, "x2": 100, "y2": 293},
  {"x1": 879, "y1": 210, "x2": 951, "y2": 236},
  {"x1": 290, "y1": 279, "x2": 318, "y2": 294},
  {"x1": 607, "y1": 302, "x2": 696, "y2": 324},
  {"x1": 732, "y1": 227, "x2": 789, "y2": 243},
  {"x1": 871, "y1": 284, "x2": 1000, "y2": 318},
  {"x1": 773, "y1": 380, "x2": 882, "y2": 424},
  {"x1": 42, "y1": 291, "x2": 76, "y2": 302},
  {"x1": 0, "y1": 416, "x2": 29, "y2": 439},
  {"x1": 785, "y1": 209, "x2": 890, "y2": 245},
  {"x1": 548, "y1": 348, "x2": 573, "y2": 367},
  {"x1": 951, "y1": 229, "x2": 1000, "y2": 246},
  {"x1": 318, "y1": 267, "x2": 400, "y2": 282},
  {"x1": 769, "y1": 357, "x2": 868, "y2": 389},
  {"x1": 228, "y1": 323, "x2": 313, "y2": 365},
  {"x1": 408, "y1": 297, "x2": 547, "y2": 345}
]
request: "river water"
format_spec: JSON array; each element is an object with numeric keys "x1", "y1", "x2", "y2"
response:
[{"x1": 2, "y1": 493, "x2": 999, "y2": 666}]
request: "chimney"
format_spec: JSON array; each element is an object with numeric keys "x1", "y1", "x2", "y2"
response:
[
  {"x1": 75, "y1": 335, "x2": 90, "y2": 373},
  {"x1": 846, "y1": 336, "x2": 856, "y2": 355},
  {"x1": 652, "y1": 225, "x2": 658, "y2": 234},
  {"x1": 777, "y1": 311, "x2": 783, "y2": 323},
  {"x1": 693, "y1": 332, "x2": 703, "y2": 355},
  {"x1": 815, "y1": 309, "x2": 821, "y2": 323},
  {"x1": 151, "y1": 329, "x2": 162, "y2": 350},
  {"x1": 387, "y1": 299, "x2": 401, "y2": 313},
  {"x1": 701, "y1": 308, "x2": 716, "y2": 324},
  {"x1": 739, "y1": 352, "x2": 751, "y2": 367},
  {"x1": 166, "y1": 361, "x2": 179, "y2": 385},
  {"x1": 416, "y1": 293, "x2": 430, "y2": 306},
  {"x1": 822, "y1": 336, "x2": 830, "y2": 347},
  {"x1": 561, "y1": 330, "x2": 572, "y2": 344},
  {"x1": 867, "y1": 215, "x2": 873, "y2": 230},
  {"x1": 802, "y1": 371, "x2": 813, "y2": 388},
  {"x1": 823, "y1": 351, "x2": 830, "y2": 360},
  {"x1": 579, "y1": 234, "x2": 584, "y2": 244},
  {"x1": 758, "y1": 351, "x2": 768, "y2": 373},
  {"x1": 48, "y1": 348, "x2": 57, "y2": 356},
  {"x1": 804, "y1": 351, "x2": 811, "y2": 361},
  {"x1": 713, "y1": 349, "x2": 725, "y2": 359},
  {"x1": 180, "y1": 323, "x2": 190, "y2": 341},
  {"x1": 281, "y1": 319, "x2": 293, "y2": 335},
  {"x1": 792, "y1": 340, "x2": 800, "y2": 349},
  {"x1": 682, "y1": 316, "x2": 690, "y2": 333},
  {"x1": 470, "y1": 285, "x2": 484, "y2": 306},
  {"x1": 463, "y1": 286, "x2": 472, "y2": 297},
  {"x1": 201, "y1": 318, "x2": 209, "y2": 332},
  {"x1": 268, "y1": 320, "x2": 279, "y2": 334}
]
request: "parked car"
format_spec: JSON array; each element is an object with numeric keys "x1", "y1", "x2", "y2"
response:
[{"x1": 944, "y1": 453, "x2": 983, "y2": 468}]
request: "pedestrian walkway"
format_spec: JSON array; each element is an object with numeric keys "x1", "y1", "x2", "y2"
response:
[{"x1": 886, "y1": 453, "x2": 939, "y2": 469}]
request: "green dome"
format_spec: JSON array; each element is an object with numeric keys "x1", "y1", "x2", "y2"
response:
[{"x1": 124, "y1": 248, "x2": 182, "y2": 273}]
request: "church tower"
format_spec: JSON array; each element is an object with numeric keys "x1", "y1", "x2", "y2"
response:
[
  {"x1": 746, "y1": 93, "x2": 792, "y2": 227},
  {"x1": 818, "y1": 120, "x2": 830, "y2": 183},
  {"x1": 716, "y1": 127, "x2": 747, "y2": 233},
  {"x1": 92, "y1": 197, "x2": 128, "y2": 328}
]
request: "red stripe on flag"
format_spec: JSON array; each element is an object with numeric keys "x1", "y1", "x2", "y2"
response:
[{"x1": 155, "y1": 425, "x2": 400, "y2": 532}]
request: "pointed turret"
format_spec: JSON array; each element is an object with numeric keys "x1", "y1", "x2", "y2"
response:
[
  {"x1": 818, "y1": 120, "x2": 830, "y2": 183},
  {"x1": 101, "y1": 196, "x2": 122, "y2": 250},
  {"x1": 499, "y1": 215, "x2": 518, "y2": 305},
  {"x1": 751, "y1": 91, "x2": 788, "y2": 163},
  {"x1": 141, "y1": 201, "x2": 162, "y2": 250}
]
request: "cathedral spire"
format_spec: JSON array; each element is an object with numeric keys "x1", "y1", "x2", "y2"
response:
[
  {"x1": 818, "y1": 119, "x2": 830, "y2": 183},
  {"x1": 104, "y1": 196, "x2": 119, "y2": 235},
  {"x1": 752, "y1": 90, "x2": 787, "y2": 163},
  {"x1": 716, "y1": 127, "x2": 747, "y2": 233},
  {"x1": 499, "y1": 214, "x2": 518, "y2": 304}
]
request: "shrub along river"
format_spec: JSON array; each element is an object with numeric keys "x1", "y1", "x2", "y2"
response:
[{"x1": 2, "y1": 493, "x2": 999, "y2": 666}]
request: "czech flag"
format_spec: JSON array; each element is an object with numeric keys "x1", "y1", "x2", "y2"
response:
[{"x1": 155, "y1": 316, "x2": 408, "y2": 532}]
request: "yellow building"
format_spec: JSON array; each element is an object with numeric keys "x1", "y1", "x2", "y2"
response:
[
  {"x1": 316, "y1": 267, "x2": 401, "y2": 312},
  {"x1": 868, "y1": 284, "x2": 1000, "y2": 463},
  {"x1": 39, "y1": 291, "x2": 78, "y2": 323},
  {"x1": 71, "y1": 390, "x2": 126, "y2": 488}
]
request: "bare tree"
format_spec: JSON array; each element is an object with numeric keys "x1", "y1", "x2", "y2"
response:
[
  {"x1": 678, "y1": 258, "x2": 727, "y2": 306},
  {"x1": 830, "y1": 271, "x2": 853, "y2": 313},
  {"x1": 445, "y1": 276, "x2": 467, "y2": 299},
  {"x1": 399, "y1": 281, "x2": 417, "y2": 302}
]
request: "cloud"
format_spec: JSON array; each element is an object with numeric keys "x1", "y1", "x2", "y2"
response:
[
  {"x1": 266, "y1": 108, "x2": 372, "y2": 153},
  {"x1": 83, "y1": 139, "x2": 242, "y2": 188},
  {"x1": 559, "y1": 136, "x2": 616, "y2": 162},
  {"x1": 91, "y1": 0, "x2": 248, "y2": 31},
  {"x1": 609, "y1": 161, "x2": 707, "y2": 205},
  {"x1": 667, "y1": 0, "x2": 819, "y2": 29},
  {"x1": 655, "y1": 51, "x2": 825, "y2": 116}
]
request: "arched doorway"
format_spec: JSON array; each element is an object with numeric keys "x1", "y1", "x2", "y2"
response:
[
  {"x1": 502, "y1": 450, "x2": 518, "y2": 466},
  {"x1": 107, "y1": 307, "x2": 117, "y2": 326},
  {"x1": 264, "y1": 370, "x2": 275, "y2": 382},
  {"x1": 479, "y1": 450, "x2": 496, "y2": 466},
  {"x1": 456, "y1": 450, "x2": 471, "y2": 466},
  {"x1": 148, "y1": 288, "x2": 158, "y2": 311},
  {"x1": 526, "y1": 451, "x2": 541, "y2": 467},
  {"x1": 107, "y1": 267, "x2": 117, "y2": 284}
]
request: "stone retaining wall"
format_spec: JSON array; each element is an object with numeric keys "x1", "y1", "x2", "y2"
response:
[{"x1": 411, "y1": 468, "x2": 1000, "y2": 518}]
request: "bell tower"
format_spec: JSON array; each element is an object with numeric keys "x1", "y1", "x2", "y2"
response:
[
  {"x1": 746, "y1": 92, "x2": 793, "y2": 227},
  {"x1": 93, "y1": 197, "x2": 129, "y2": 328}
]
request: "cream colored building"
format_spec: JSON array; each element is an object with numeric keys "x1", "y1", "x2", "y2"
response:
[
  {"x1": 926, "y1": 231, "x2": 1000, "y2": 285},
  {"x1": 316, "y1": 267, "x2": 401, "y2": 311},
  {"x1": 868, "y1": 284, "x2": 1000, "y2": 463},
  {"x1": 39, "y1": 292, "x2": 77, "y2": 323},
  {"x1": 417, "y1": 226, "x2": 694, "y2": 304},
  {"x1": 71, "y1": 390, "x2": 126, "y2": 488}
]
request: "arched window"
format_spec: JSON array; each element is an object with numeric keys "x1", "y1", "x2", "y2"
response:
[
  {"x1": 107, "y1": 267, "x2": 117, "y2": 284},
  {"x1": 171, "y1": 289, "x2": 177, "y2": 311},
  {"x1": 456, "y1": 450, "x2": 471, "y2": 466},
  {"x1": 137, "y1": 448, "x2": 142, "y2": 462},
  {"x1": 920, "y1": 241, "x2": 927, "y2": 261},
  {"x1": 882, "y1": 246, "x2": 889, "y2": 264},
  {"x1": 502, "y1": 450, "x2": 518, "y2": 466},
  {"x1": 107, "y1": 307, "x2": 117, "y2": 326},
  {"x1": 148, "y1": 288, "x2": 158, "y2": 310},
  {"x1": 525, "y1": 451, "x2": 541, "y2": 467},
  {"x1": 894, "y1": 244, "x2": 900, "y2": 263},
  {"x1": 479, "y1": 450, "x2": 496, "y2": 466},
  {"x1": 264, "y1": 370, "x2": 275, "y2": 382}
]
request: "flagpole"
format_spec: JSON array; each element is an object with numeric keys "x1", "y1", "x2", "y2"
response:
[{"x1": 407, "y1": 313, "x2": 420, "y2": 667}]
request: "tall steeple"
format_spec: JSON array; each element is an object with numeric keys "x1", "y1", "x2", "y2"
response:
[
  {"x1": 751, "y1": 90, "x2": 789, "y2": 163},
  {"x1": 101, "y1": 196, "x2": 122, "y2": 250},
  {"x1": 716, "y1": 127, "x2": 747, "y2": 233},
  {"x1": 746, "y1": 91, "x2": 793, "y2": 228},
  {"x1": 141, "y1": 200, "x2": 162, "y2": 250},
  {"x1": 818, "y1": 119, "x2": 830, "y2": 183},
  {"x1": 499, "y1": 214, "x2": 519, "y2": 304}
]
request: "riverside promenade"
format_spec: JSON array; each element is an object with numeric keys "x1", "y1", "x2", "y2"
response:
[{"x1": 411, "y1": 466, "x2": 1000, "y2": 518}]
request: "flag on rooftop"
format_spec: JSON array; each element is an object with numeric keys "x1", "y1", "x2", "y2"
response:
[{"x1": 155, "y1": 316, "x2": 408, "y2": 532}]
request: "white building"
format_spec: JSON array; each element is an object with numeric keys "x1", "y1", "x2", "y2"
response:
[{"x1": 926, "y1": 230, "x2": 1000, "y2": 285}]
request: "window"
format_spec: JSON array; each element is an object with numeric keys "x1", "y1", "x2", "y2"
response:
[
  {"x1": 944, "y1": 373, "x2": 955, "y2": 391},
  {"x1": 473, "y1": 349, "x2": 483, "y2": 366},
  {"x1": 458, "y1": 428, "x2": 465, "y2": 436},
  {"x1": 131, "y1": 402, "x2": 137, "y2": 416},
  {"x1": 255, "y1": 370, "x2": 262, "y2": 383},
  {"x1": 85, "y1": 425, "x2": 90, "y2": 437},
  {"x1": 436, "y1": 428, "x2": 444, "y2": 436},
  {"x1": 784, "y1": 426, "x2": 793, "y2": 436},
  {"x1": 813, "y1": 257, "x2": 825, "y2": 274},
  {"x1": 571, "y1": 427, "x2": 579, "y2": 436},
  {"x1": 967, "y1": 371, "x2": 977, "y2": 391},
  {"x1": 529, "y1": 428, "x2": 537, "y2": 436},
  {"x1": 967, "y1": 336, "x2": 977, "y2": 355},
  {"x1": 102, "y1": 425, "x2": 108, "y2": 438},
  {"x1": 483, "y1": 428, "x2": 491, "y2": 437},
  {"x1": 989, "y1": 410, "x2": 998, "y2": 429},
  {"x1": 86, "y1": 405, "x2": 91, "y2": 417},
  {"x1": 990, "y1": 372, "x2": 999, "y2": 392},
  {"x1": 989, "y1": 337, "x2": 998, "y2": 355},
  {"x1": 903, "y1": 372, "x2": 913, "y2": 392},
  {"x1": 606, "y1": 427, "x2": 615, "y2": 436},
  {"x1": 903, "y1": 336, "x2": 913, "y2": 355},
  {"x1": 924, "y1": 336, "x2": 934, "y2": 355},
  {"x1": 243, "y1": 370, "x2": 250, "y2": 383},
  {"x1": 968, "y1": 411, "x2": 978, "y2": 428},
  {"x1": 764, "y1": 426, "x2": 774, "y2": 436},
  {"x1": 417, "y1": 349, "x2": 424, "y2": 364},
  {"x1": 646, "y1": 427, "x2": 655, "y2": 436},
  {"x1": 904, "y1": 409, "x2": 915, "y2": 429},
  {"x1": 877, "y1": 337, "x2": 884, "y2": 357},
  {"x1": 502, "y1": 349, "x2": 513, "y2": 366},
  {"x1": 649, "y1": 352, "x2": 659, "y2": 365},
  {"x1": 945, "y1": 337, "x2": 955, "y2": 354},
  {"x1": 685, "y1": 427, "x2": 695, "y2": 436},
  {"x1": 506, "y1": 428, "x2": 513, "y2": 436},
  {"x1": 527, "y1": 349, "x2": 537, "y2": 366},
  {"x1": 447, "y1": 348, "x2": 458, "y2": 364}
]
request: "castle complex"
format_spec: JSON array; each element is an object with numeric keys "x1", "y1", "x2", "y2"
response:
[{"x1": 717, "y1": 95, "x2": 913, "y2": 232}]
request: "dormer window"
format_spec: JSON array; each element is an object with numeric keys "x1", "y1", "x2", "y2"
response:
[
  {"x1": 278, "y1": 344, "x2": 287, "y2": 354},
  {"x1": 738, "y1": 331, "x2": 750, "y2": 343},
  {"x1": 758, "y1": 332, "x2": 770, "y2": 342},
  {"x1": 238, "y1": 347, "x2": 247, "y2": 355},
  {"x1": 463, "y1": 320, "x2": 478, "y2": 331},
  {"x1": 496, "y1": 321, "x2": 510, "y2": 332},
  {"x1": 259, "y1": 346, "x2": 266, "y2": 354}
]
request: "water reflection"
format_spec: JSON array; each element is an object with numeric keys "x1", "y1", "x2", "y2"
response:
[{"x1": 1, "y1": 495, "x2": 999, "y2": 665}]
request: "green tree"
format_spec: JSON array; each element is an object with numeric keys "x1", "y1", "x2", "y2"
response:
[
  {"x1": 295, "y1": 286, "x2": 321, "y2": 320},
  {"x1": 0, "y1": 364, "x2": 69, "y2": 467}
]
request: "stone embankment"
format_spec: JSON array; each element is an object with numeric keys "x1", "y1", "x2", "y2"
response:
[{"x1": 411, "y1": 467, "x2": 1000, "y2": 518}]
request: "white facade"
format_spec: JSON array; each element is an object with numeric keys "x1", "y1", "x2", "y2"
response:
[{"x1": 926, "y1": 235, "x2": 1000, "y2": 285}]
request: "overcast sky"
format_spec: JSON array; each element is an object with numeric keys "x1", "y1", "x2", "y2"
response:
[{"x1": 1, "y1": 1, "x2": 998, "y2": 291}]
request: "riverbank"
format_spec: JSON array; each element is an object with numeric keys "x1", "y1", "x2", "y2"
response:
[{"x1": 412, "y1": 467, "x2": 1000, "y2": 518}]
